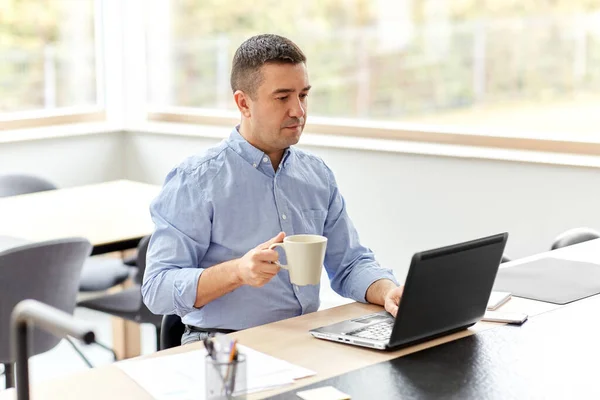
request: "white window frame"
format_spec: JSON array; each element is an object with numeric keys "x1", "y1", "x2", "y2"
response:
[{"x1": 147, "y1": 106, "x2": 600, "y2": 156}]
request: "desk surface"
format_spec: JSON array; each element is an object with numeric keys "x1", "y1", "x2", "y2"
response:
[
  {"x1": 0, "y1": 180, "x2": 159, "y2": 254},
  {"x1": 0, "y1": 297, "x2": 558, "y2": 400},
  {"x1": 272, "y1": 293, "x2": 600, "y2": 400},
  {"x1": 1, "y1": 239, "x2": 597, "y2": 399}
]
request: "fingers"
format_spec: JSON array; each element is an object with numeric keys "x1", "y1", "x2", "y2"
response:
[
  {"x1": 256, "y1": 248, "x2": 280, "y2": 263},
  {"x1": 388, "y1": 286, "x2": 404, "y2": 300},
  {"x1": 385, "y1": 286, "x2": 403, "y2": 317},
  {"x1": 258, "y1": 232, "x2": 286, "y2": 249},
  {"x1": 249, "y1": 262, "x2": 281, "y2": 286},
  {"x1": 387, "y1": 304, "x2": 399, "y2": 318},
  {"x1": 257, "y1": 261, "x2": 280, "y2": 275},
  {"x1": 248, "y1": 260, "x2": 280, "y2": 278},
  {"x1": 390, "y1": 291, "x2": 402, "y2": 302},
  {"x1": 392, "y1": 287, "x2": 404, "y2": 303}
]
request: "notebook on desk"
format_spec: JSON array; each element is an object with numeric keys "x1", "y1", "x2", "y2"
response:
[
  {"x1": 310, "y1": 233, "x2": 508, "y2": 351},
  {"x1": 487, "y1": 291, "x2": 512, "y2": 310}
]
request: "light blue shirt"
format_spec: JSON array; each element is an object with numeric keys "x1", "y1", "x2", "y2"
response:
[{"x1": 142, "y1": 127, "x2": 398, "y2": 330}]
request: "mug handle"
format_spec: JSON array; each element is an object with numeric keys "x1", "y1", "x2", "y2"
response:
[{"x1": 268, "y1": 243, "x2": 288, "y2": 270}]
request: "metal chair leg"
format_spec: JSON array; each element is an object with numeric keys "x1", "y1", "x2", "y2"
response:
[
  {"x1": 65, "y1": 337, "x2": 94, "y2": 368},
  {"x1": 156, "y1": 325, "x2": 161, "y2": 351},
  {"x1": 93, "y1": 340, "x2": 118, "y2": 361},
  {"x1": 65, "y1": 336, "x2": 119, "y2": 366},
  {"x1": 4, "y1": 362, "x2": 15, "y2": 389}
]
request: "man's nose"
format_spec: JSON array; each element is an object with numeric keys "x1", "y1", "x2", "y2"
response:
[{"x1": 289, "y1": 98, "x2": 305, "y2": 118}]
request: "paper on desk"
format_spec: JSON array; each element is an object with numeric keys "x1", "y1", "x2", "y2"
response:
[
  {"x1": 297, "y1": 386, "x2": 351, "y2": 400},
  {"x1": 116, "y1": 345, "x2": 315, "y2": 400}
]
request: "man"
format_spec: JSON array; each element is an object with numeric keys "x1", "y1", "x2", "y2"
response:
[{"x1": 142, "y1": 34, "x2": 403, "y2": 345}]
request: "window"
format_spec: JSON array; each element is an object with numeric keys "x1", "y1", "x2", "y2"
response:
[
  {"x1": 145, "y1": 0, "x2": 600, "y2": 138},
  {"x1": 0, "y1": 0, "x2": 102, "y2": 127},
  {"x1": 2, "y1": 0, "x2": 599, "y2": 150}
]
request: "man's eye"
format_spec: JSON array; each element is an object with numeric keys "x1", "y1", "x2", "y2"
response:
[
  {"x1": 277, "y1": 96, "x2": 289, "y2": 101},
  {"x1": 300, "y1": 93, "x2": 308, "y2": 99}
]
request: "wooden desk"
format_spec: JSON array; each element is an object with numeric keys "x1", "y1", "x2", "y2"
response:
[
  {"x1": 0, "y1": 180, "x2": 159, "y2": 255},
  {"x1": 1, "y1": 239, "x2": 597, "y2": 399},
  {"x1": 0, "y1": 297, "x2": 555, "y2": 400}
]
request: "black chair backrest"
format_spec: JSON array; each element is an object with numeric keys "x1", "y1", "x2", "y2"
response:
[
  {"x1": 134, "y1": 235, "x2": 164, "y2": 326},
  {"x1": 160, "y1": 314, "x2": 185, "y2": 350},
  {"x1": 0, "y1": 238, "x2": 92, "y2": 362},
  {"x1": 134, "y1": 235, "x2": 151, "y2": 285},
  {"x1": 0, "y1": 174, "x2": 57, "y2": 198}
]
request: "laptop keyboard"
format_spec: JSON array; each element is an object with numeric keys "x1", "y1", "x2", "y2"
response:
[{"x1": 346, "y1": 319, "x2": 394, "y2": 341}]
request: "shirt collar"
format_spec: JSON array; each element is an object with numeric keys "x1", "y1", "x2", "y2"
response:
[{"x1": 227, "y1": 126, "x2": 293, "y2": 169}]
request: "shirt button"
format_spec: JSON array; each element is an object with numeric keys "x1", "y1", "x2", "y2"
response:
[
  {"x1": 282, "y1": 214, "x2": 287, "y2": 220},
  {"x1": 252, "y1": 163, "x2": 257, "y2": 168},
  {"x1": 263, "y1": 157, "x2": 268, "y2": 163}
]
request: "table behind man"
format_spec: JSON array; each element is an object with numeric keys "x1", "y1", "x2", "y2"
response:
[{"x1": 142, "y1": 34, "x2": 403, "y2": 345}]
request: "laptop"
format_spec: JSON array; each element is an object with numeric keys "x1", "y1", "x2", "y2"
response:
[{"x1": 310, "y1": 233, "x2": 508, "y2": 350}]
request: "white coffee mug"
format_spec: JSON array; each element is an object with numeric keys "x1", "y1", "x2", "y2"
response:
[{"x1": 269, "y1": 234, "x2": 327, "y2": 286}]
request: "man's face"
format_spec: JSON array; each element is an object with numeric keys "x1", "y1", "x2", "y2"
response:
[{"x1": 246, "y1": 62, "x2": 310, "y2": 153}]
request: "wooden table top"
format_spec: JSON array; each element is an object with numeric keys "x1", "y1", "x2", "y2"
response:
[
  {"x1": 0, "y1": 295, "x2": 560, "y2": 400},
  {"x1": 0, "y1": 180, "x2": 160, "y2": 254}
]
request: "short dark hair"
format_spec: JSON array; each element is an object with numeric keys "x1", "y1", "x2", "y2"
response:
[{"x1": 230, "y1": 34, "x2": 306, "y2": 99}]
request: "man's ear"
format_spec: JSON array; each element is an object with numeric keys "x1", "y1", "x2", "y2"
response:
[{"x1": 234, "y1": 90, "x2": 252, "y2": 118}]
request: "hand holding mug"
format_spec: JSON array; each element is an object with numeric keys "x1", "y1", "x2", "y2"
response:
[{"x1": 237, "y1": 232, "x2": 285, "y2": 287}]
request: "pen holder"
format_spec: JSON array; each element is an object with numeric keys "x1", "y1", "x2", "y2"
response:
[{"x1": 205, "y1": 353, "x2": 247, "y2": 400}]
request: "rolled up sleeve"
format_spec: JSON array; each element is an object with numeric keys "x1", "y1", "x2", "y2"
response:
[
  {"x1": 322, "y1": 165, "x2": 398, "y2": 303},
  {"x1": 142, "y1": 167, "x2": 212, "y2": 316}
]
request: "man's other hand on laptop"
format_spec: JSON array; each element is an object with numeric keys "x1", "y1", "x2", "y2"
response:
[
  {"x1": 366, "y1": 279, "x2": 404, "y2": 317},
  {"x1": 384, "y1": 285, "x2": 404, "y2": 317}
]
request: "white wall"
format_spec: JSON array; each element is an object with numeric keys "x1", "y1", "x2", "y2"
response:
[
  {"x1": 123, "y1": 131, "x2": 221, "y2": 185},
  {"x1": 124, "y1": 130, "x2": 600, "y2": 282},
  {"x1": 0, "y1": 132, "x2": 124, "y2": 188},
  {"x1": 4, "y1": 128, "x2": 598, "y2": 307}
]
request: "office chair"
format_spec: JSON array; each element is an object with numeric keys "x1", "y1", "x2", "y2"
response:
[
  {"x1": 77, "y1": 235, "x2": 163, "y2": 352},
  {"x1": 0, "y1": 238, "x2": 92, "y2": 388},
  {"x1": 0, "y1": 174, "x2": 133, "y2": 292},
  {"x1": 550, "y1": 227, "x2": 600, "y2": 250},
  {"x1": 123, "y1": 253, "x2": 138, "y2": 266},
  {"x1": 160, "y1": 314, "x2": 186, "y2": 350},
  {"x1": 0, "y1": 174, "x2": 56, "y2": 197}
]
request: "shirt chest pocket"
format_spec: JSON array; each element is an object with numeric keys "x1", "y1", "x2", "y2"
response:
[{"x1": 301, "y1": 209, "x2": 327, "y2": 235}]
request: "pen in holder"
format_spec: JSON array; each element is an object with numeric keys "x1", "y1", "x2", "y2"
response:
[
  {"x1": 205, "y1": 353, "x2": 246, "y2": 399},
  {"x1": 203, "y1": 335, "x2": 247, "y2": 399}
]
